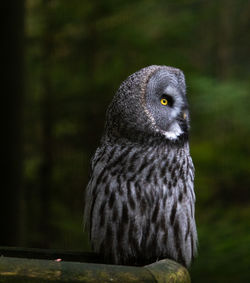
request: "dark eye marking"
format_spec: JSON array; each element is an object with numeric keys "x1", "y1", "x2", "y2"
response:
[{"x1": 161, "y1": 94, "x2": 174, "y2": 107}]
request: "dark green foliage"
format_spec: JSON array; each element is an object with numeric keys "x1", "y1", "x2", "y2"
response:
[{"x1": 15, "y1": 0, "x2": 250, "y2": 282}]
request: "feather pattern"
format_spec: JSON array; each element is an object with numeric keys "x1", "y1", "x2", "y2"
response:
[{"x1": 84, "y1": 65, "x2": 197, "y2": 267}]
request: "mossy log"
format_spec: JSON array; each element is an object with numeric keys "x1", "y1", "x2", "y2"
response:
[{"x1": 0, "y1": 247, "x2": 190, "y2": 283}]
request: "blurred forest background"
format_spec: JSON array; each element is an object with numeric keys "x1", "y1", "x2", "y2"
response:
[{"x1": 2, "y1": 0, "x2": 250, "y2": 282}]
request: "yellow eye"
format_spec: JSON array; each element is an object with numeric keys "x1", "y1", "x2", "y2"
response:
[{"x1": 161, "y1": 98, "x2": 168, "y2": 105}]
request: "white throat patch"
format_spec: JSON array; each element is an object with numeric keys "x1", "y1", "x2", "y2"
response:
[{"x1": 163, "y1": 122, "x2": 183, "y2": 140}]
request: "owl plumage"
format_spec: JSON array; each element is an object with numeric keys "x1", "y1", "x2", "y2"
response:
[{"x1": 84, "y1": 65, "x2": 197, "y2": 267}]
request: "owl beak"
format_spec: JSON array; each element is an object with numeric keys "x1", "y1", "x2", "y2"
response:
[{"x1": 183, "y1": 112, "x2": 187, "y2": 120}]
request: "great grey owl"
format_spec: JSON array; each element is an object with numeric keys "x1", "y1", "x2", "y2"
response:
[{"x1": 84, "y1": 65, "x2": 197, "y2": 267}]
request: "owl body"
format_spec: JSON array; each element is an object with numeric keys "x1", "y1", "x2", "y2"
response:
[{"x1": 84, "y1": 65, "x2": 197, "y2": 267}]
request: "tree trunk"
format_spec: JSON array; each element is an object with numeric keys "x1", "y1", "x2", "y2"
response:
[
  {"x1": 0, "y1": 1, "x2": 25, "y2": 246},
  {"x1": 39, "y1": 0, "x2": 54, "y2": 248},
  {"x1": 216, "y1": 0, "x2": 234, "y2": 79}
]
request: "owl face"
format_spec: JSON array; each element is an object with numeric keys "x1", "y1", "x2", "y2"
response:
[
  {"x1": 145, "y1": 68, "x2": 189, "y2": 140},
  {"x1": 105, "y1": 65, "x2": 189, "y2": 143}
]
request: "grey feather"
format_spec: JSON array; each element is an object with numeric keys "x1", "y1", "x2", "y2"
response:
[{"x1": 84, "y1": 65, "x2": 198, "y2": 267}]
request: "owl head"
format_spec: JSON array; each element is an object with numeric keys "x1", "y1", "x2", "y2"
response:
[{"x1": 104, "y1": 65, "x2": 190, "y2": 144}]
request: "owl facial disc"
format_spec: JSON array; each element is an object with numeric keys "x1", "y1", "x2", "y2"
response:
[{"x1": 145, "y1": 68, "x2": 188, "y2": 140}]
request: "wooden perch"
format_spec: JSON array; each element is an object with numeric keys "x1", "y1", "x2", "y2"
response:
[{"x1": 0, "y1": 247, "x2": 190, "y2": 283}]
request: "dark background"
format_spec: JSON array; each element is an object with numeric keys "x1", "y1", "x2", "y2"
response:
[{"x1": 2, "y1": 0, "x2": 250, "y2": 282}]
